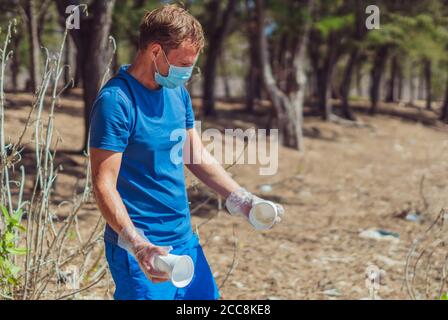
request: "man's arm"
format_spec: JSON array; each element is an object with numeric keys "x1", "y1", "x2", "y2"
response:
[
  {"x1": 90, "y1": 148, "x2": 134, "y2": 234},
  {"x1": 184, "y1": 128, "x2": 241, "y2": 198},
  {"x1": 183, "y1": 128, "x2": 254, "y2": 217},
  {"x1": 90, "y1": 147, "x2": 169, "y2": 282},
  {"x1": 184, "y1": 128, "x2": 284, "y2": 225}
]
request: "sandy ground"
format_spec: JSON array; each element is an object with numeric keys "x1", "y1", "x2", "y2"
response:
[{"x1": 4, "y1": 90, "x2": 448, "y2": 300}]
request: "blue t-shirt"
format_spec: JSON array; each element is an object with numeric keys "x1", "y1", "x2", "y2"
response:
[{"x1": 89, "y1": 65, "x2": 195, "y2": 246}]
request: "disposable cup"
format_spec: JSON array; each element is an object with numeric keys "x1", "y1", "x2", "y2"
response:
[
  {"x1": 154, "y1": 253, "x2": 194, "y2": 288},
  {"x1": 249, "y1": 200, "x2": 278, "y2": 230}
]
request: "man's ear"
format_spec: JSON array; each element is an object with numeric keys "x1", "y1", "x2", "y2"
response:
[{"x1": 147, "y1": 43, "x2": 161, "y2": 60}]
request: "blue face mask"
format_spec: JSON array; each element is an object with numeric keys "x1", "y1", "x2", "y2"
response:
[{"x1": 153, "y1": 49, "x2": 195, "y2": 89}]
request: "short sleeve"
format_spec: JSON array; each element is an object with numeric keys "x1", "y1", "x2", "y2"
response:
[
  {"x1": 182, "y1": 87, "x2": 195, "y2": 129},
  {"x1": 89, "y1": 89, "x2": 132, "y2": 152}
]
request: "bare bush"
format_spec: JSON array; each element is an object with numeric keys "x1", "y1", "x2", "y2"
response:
[{"x1": 0, "y1": 16, "x2": 107, "y2": 300}]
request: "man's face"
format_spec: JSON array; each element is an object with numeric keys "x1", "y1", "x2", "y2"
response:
[{"x1": 152, "y1": 39, "x2": 199, "y2": 77}]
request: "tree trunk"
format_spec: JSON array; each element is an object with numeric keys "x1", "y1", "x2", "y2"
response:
[
  {"x1": 369, "y1": 46, "x2": 388, "y2": 115},
  {"x1": 82, "y1": 0, "x2": 115, "y2": 151},
  {"x1": 25, "y1": 0, "x2": 41, "y2": 92},
  {"x1": 397, "y1": 63, "x2": 403, "y2": 101},
  {"x1": 245, "y1": 0, "x2": 263, "y2": 112},
  {"x1": 56, "y1": 0, "x2": 116, "y2": 151},
  {"x1": 63, "y1": 34, "x2": 72, "y2": 95},
  {"x1": 316, "y1": 68, "x2": 332, "y2": 120},
  {"x1": 202, "y1": 45, "x2": 219, "y2": 115},
  {"x1": 245, "y1": 60, "x2": 257, "y2": 112},
  {"x1": 245, "y1": 62, "x2": 255, "y2": 111},
  {"x1": 339, "y1": 0, "x2": 365, "y2": 120},
  {"x1": 424, "y1": 59, "x2": 432, "y2": 110},
  {"x1": 340, "y1": 49, "x2": 359, "y2": 120},
  {"x1": 355, "y1": 61, "x2": 363, "y2": 97},
  {"x1": 202, "y1": 0, "x2": 237, "y2": 116},
  {"x1": 37, "y1": 0, "x2": 52, "y2": 42},
  {"x1": 386, "y1": 55, "x2": 397, "y2": 102},
  {"x1": 440, "y1": 75, "x2": 448, "y2": 123},
  {"x1": 74, "y1": 48, "x2": 83, "y2": 88},
  {"x1": 309, "y1": 29, "x2": 340, "y2": 120},
  {"x1": 288, "y1": 11, "x2": 312, "y2": 151},
  {"x1": 417, "y1": 73, "x2": 424, "y2": 101},
  {"x1": 408, "y1": 62, "x2": 415, "y2": 106},
  {"x1": 254, "y1": 0, "x2": 312, "y2": 150},
  {"x1": 275, "y1": 32, "x2": 289, "y2": 91},
  {"x1": 219, "y1": 54, "x2": 231, "y2": 99},
  {"x1": 11, "y1": 32, "x2": 22, "y2": 92}
]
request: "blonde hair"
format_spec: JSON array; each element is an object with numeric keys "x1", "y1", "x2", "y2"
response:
[{"x1": 139, "y1": 4, "x2": 205, "y2": 52}]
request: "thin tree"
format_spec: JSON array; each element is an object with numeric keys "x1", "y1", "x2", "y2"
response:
[
  {"x1": 244, "y1": 0, "x2": 262, "y2": 112},
  {"x1": 308, "y1": 1, "x2": 353, "y2": 120},
  {"x1": 339, "y1": 0, "x2": 366, "y2": 120},
  {"x1": 254, "y1": 0, "x2": 313, "y2": 150},
  {"x1": 23, "y1": 0, "x2": 41, "y2": 92},
  {"x1": 440, "y1": 71, "x2": 448, "y2": 123},
  {"x1": 369, "y1": 45, "x2": 389, "y2": 115},
  {"x1": 385, "y1": 55, "x2": 398, "y2": 103},
  {"x1": 202, "y1": 0, "x2": 237, "y2": 116},
  {"x1": 56, "y1": 0, "x2": 116, "y2": 152},
  {"x1": 423, "y1": 58, "x2": 432, "y2": 110}
]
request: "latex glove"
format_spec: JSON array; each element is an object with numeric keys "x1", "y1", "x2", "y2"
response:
[
  {"x1": 118, "y1": 226, "x2": 172, "y2": 283},
  {"x1": 225, "y1": 187, "x2": 285, "y2": 228}
]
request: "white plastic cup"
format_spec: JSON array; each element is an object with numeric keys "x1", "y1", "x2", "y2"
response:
[
  {"x1": 249, "y1": 200, "x2": 278, "y2": 230},
  {"x1": 153, "y1": 253, "x2": 194, "y2": 288}
]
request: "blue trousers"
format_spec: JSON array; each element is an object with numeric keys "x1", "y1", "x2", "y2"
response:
[{"x1": 105, "y1": 232, "x2": 220, "y2": 300}]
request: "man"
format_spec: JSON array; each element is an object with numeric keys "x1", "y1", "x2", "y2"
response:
[{"x1": 89, "y1": 4, "x2": 284, "y2": 300}]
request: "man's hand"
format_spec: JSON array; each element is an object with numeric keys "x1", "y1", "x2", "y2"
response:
[
  {"x1": 225, "y1": 187, "x2": 285, "y2": 228},
  {"x1": 133, "y1": 242, "x2": 171, "y2": 283},
  {"x1": 118, "y1": 225, "x2": 170, "y2": 283}
]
